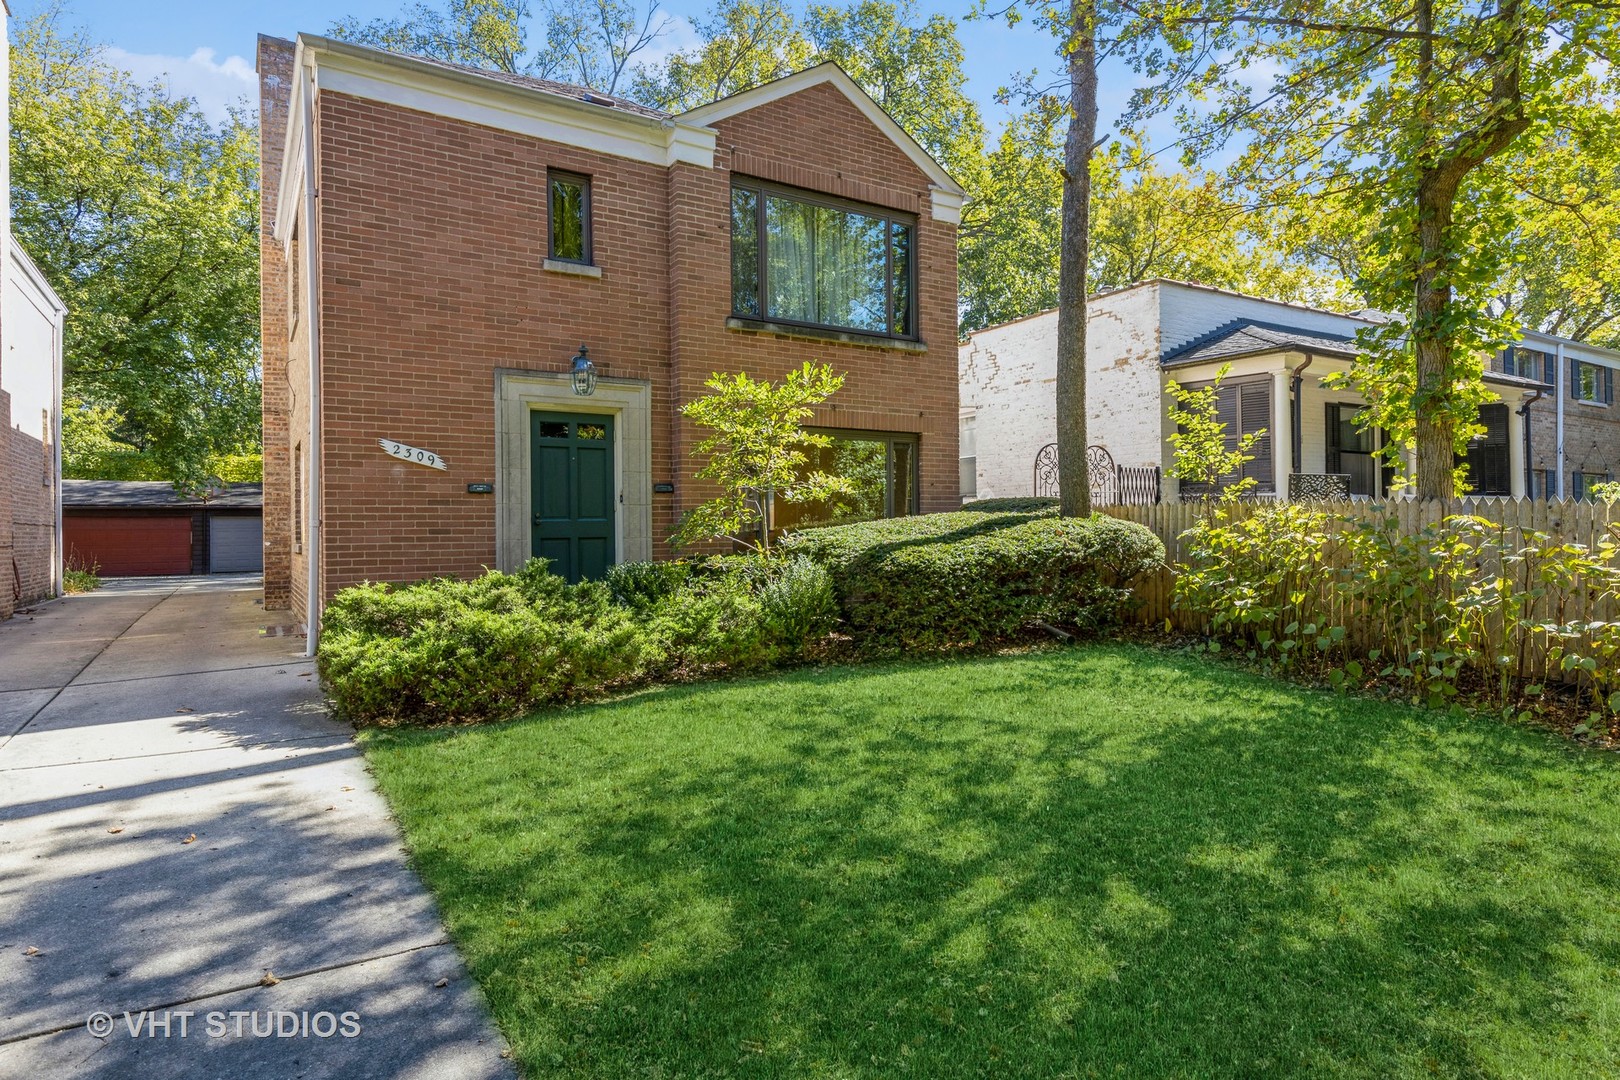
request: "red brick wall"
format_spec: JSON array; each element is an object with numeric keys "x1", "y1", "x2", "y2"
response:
[
  {"x1": 268, "y1": 64, "x2": 959, "y2": 607},
  {"x1": 258, "y1": 36, "x2": 294, "y2": 610}
]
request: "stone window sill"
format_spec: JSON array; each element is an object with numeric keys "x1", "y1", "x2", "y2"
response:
[
  {"x1": 725, "y1": 316, "x2": 927, "y2": 353},
  {"x1": 1573, "y1": 398, "x2": 1609, "y2": 408},
  {"x1": 543, "y1": 259, "x2": 602, "y2": 279}
]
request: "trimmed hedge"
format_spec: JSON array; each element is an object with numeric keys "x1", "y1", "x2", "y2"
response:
[
  {"x1": 319, "y1": 555, "x2": 838, "y2": 724},
  {"x1": 783, "y1": 510, "x2": 1163, "y2": 648}
]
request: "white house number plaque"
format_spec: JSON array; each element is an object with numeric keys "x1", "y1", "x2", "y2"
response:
[{"x1": 379, "y1": 439, "x2": 449, "y2": 471}]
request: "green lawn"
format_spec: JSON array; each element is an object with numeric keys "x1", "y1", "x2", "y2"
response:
[{"x1": 361, "y1": 644, "x2": 1620, "y2": 1078}]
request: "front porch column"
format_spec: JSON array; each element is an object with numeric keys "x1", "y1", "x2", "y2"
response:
[{"x1": 1272, "y1": 369, "x2": 1294, "y2": 500}]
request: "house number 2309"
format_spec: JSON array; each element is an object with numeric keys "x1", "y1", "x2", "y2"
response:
[{"x1": 378, "y1": 439, "x2": 449, "y2": 471}]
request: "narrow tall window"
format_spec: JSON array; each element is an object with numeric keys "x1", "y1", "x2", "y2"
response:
[
  {"x1": 293, "y1": 443, "x2": 304, "y2": 555},
  {"x1": 548, "y1": 171, "x2": 592, "y2": 264},
  {"x1": 288, "y1": 221, "x2": 300, "y2": 336},
  {"x1": 959, "y1": 411, "x2": 977, "y2": 500}
]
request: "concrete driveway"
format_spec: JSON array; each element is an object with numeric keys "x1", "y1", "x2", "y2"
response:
[{"x1": 0, "y1": 577, "x2": 515, "y2": 1079}]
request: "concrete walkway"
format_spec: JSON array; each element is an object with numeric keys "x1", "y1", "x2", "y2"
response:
[{"x1": 0, "y1": 578, "x2": 515, "y2": 1079}]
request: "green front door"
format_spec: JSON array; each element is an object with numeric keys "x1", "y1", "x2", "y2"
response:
[{"x1": 530, "y1": 412, "x2": 615, "y2": 582}]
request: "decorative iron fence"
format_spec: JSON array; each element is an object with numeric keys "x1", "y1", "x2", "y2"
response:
[{"x1": 1033, "y1": 443, "x2": 1161, "y2": 506}]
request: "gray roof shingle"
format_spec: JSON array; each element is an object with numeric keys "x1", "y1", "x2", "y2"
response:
[
  {"x1": 62, "y1": 481, "x2": 263, "y2": 510},
  {"x1": 1161, "y1": 320, "x2": 1359, "y2": 368}
]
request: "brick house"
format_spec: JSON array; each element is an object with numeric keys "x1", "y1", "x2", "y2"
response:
[
  {"x1": 960, "y1": 279, "x2": 1619, "y2": 502},
  {"x1": 257, "y1": 34, "x2": 963, "y2": 641},
  {"x1": 1, "y1": 2, "x2": 69, "y2": 620}
]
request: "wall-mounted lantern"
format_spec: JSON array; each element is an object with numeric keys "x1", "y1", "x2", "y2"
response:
[{"x1": 571, "y1": 344, "x2": 597, "y2": 396}]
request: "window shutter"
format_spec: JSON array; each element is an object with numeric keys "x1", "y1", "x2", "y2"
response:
[
  {"x1": 1571, "y1": 358, "x2": 1581, "y2": 399},
  {"x1": 1239, "y1": 381, "x2": 1273, "y2": 492},
  {"x1": 1325, "y1": 403, "x2": 1340, "y2": 473},
  {"x1": 1502, "y1": 348, "x2": 1515, "y2": 376},
  {"x1": 1606, "y1": 366, "x2": 1615, "y2": 404},
  {"x1": 1464, "y1": 403, "x2": 1511, "y2": 496}
]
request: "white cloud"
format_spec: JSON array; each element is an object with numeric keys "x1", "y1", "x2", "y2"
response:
[{"x1": 105, "y1": 46, "x2": 256, "y2": 123}]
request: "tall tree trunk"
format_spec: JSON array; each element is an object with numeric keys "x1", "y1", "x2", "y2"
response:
[
  {"x1": 1056, "y1": 0, "x2": 1097, "y2": 518},
  {"x1": 1412, "y1": 169, "x2": 1461, "y2": 500}
]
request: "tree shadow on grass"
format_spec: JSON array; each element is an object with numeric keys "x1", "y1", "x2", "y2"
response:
[{"x1": 365, "y1": 646, "x2": 1620, "y2": 1079}]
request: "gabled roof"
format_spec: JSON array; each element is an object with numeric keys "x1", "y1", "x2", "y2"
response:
[
  {"x1": 367, "y1": 47, "x2": 671, "y2": 120},
  {"x1": 1161, "y1": 319, "x2": 1359, "y2": 368},
  {"x1": 63, "y1": 481, "x2": 264, "y2": 510},
  {"x1": 677, "y1": 62, "x2": 966, "y2": 198}
]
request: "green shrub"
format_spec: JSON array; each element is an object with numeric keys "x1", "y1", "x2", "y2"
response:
[
  {"x1": 319, "y1": 561, "x2": 648, "y2": 724},
  {"x1": 606, "y1": 559, "x2": 693, "y2": 612},
  {"x1": 785, "y1": 511, "x2": 1163, "y2": 649},
  {"x1": 645, "y1": 574, "x2": 775, "y2": 676},
  {"x1": 756, "y1": 555, "x2": 838, "y2": 657},
  {"x1": 958, "y1": 497, "x2": 1060, "y2": 514}
]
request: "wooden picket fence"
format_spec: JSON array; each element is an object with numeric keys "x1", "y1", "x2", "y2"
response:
[{"x1": 1099, "y1": 497, "x2": 1620, "y2": 632}]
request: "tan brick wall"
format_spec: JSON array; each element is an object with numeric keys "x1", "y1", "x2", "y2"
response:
[
  {"x1": 258, "y1": 36, "x2": 294, "y2": 610},
  {"x1": 267, "y1": 68, "x2": 959, "y2": 609},
  {"x1": 6, "y1": 421, "x2": 55, "y2": 606},
  {"x1": 1526, "y1": 393, "x2": 1620, "y2": 497}
]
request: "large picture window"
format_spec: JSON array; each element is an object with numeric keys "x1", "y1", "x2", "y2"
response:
[
  {"x1": 774, "y1": 431, "x2": 919, "y2": 531},
  {"x1": 731, "y1": 182, "x2": 916, "y2": 339}
]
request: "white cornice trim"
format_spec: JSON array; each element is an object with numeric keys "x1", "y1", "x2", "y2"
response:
[
  {"x1": 929, "y1": 187, "x2": 962, "y2": 226},
  {"x1": 679, "y1": 62, "x2": 967, "y2": 212},
  {"x1": 294, "y1": 34, "x2": 714, "y2": 171}
]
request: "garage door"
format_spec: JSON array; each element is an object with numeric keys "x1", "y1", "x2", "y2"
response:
[
  {"x1": 64, "y1": 514, "x2": 192, "y2": 576},
  {"x1": 209, "y1": 515, "x2": 263, "y2": 573}
]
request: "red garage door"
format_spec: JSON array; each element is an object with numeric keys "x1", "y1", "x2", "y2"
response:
[{"x1": 64, "y1": 513, "x2": 193, "y2": 576}]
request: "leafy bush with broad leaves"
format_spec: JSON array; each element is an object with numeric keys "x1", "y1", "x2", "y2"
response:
[
  {"x1": 783, "y1": 510, "x2": 1164, "y2": 649},
  {"x1": 318, "y1": 561, "x2": 648, "y2": 724},
  {"x1": 1174, "y1": 506, "x2": 1620, "y2": 720}
]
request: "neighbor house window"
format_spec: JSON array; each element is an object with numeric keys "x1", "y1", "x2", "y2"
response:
[
  {"x1": 1500, "y1": 347, "x2": 1552, "y2": 383},
  {"x1": 1178, "y1": 375, "x2": 1273, "y2": 495},
  {"x1": 1571, "y1": 359, "x2": 1615, "y2": 405},
  {"x1": 1461, "y1": 403, "x2": 1511, "y2": 496},
  {"x1": 774, "y1": 431, "x2": 919, "y2": 531},
  {"x1": 548, "y1": 171, "x2": 592, "y2": 264},
  {"x1": 293, "y1": 443, "x2": 304, "y2": 554},
  {"x1": 959, "y1": 411, "x2": 977, "y2": 500},
  {"x1": 1573, "y1": 471, "x2": 1613, "y2": 501},
  {"x1": 730, "y1": 181, "x2": 916, "y2": 338}
]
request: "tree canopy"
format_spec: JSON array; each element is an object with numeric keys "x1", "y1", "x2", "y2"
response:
[{"x1": 11, "y1": 9, "x2": 262, "y2": 489}]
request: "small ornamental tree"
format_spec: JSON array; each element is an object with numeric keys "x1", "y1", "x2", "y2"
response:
[
  {"x1": 1165, "y1": 363, "x2": 1264, "y2": 503},
  {"x1": 675, "y1": 362, "x2": 854, "y2": 553}
]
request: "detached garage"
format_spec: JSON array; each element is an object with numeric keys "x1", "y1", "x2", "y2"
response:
[{"x1": 62, "y1": 481, "x2": 263, "y2": 577}]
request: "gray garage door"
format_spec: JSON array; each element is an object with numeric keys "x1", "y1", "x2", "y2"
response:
[{"x1": 209, "y1": 514, "x2": 263, "y2": 573}]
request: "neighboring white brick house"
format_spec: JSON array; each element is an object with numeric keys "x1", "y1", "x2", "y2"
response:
[{"x1": 959, "y1": 279, "x2": 1619, "y2": 502}]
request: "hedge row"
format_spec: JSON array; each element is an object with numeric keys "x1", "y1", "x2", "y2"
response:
[
  {"x1": 783, "y1": 509, "x2": 1163, "y2": 648},
  {"x1": 317, "y1": 506, "x2": 1163, "y2": 724}
]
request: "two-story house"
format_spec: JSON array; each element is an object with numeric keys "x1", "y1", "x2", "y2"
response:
[
  {"x1": 258, "y1": 34, "x2": 963, "y2": 640},
  {"x1": 959, "y1": 279, "x2": 1618, "y2": 503}
]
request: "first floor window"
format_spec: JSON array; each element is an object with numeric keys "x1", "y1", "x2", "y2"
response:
[
  {"x1": 548, "y1": 170, "x2": 591, "y2": 263},
  {"x1": 731, "y1": 181, "x2": 916, "y2": 338},
  {"x1": 959, "y1": 411, "x2": 977, "y2": 500},
  {"x1": 1461, "y1": 403, "x2": 1511, "y2": 496},
  {"x1": 1573, "y1": 471, "x2": 1614, "y2": 501},
  {"x1": 1179, "y1": 375, "x2": 1273, "y2": 496},
  {"x1": 774, "y1": 431, "x2": 919, "y2": 531}
]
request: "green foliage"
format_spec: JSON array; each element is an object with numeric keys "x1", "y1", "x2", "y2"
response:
[
  {"x1": 1165, "y1": 364, "x2": 1263, "y2": 500},
  {"x1": 1590, "y1": 481, "x2": 1620, "y2": 506},
  {"x1": 63, "y1": 546, "x2": 102, "y2": 593},
  {"x1": 320, "y1": 553, "x2": 841, "y2": 723},
  {"x1": 1118, "y1": 2, "x2": 1620, "y2": 497},
  {"x1": 332, "y1": 0, "x2": 668, "y2": 93},
  {"x1": 1175, "y1": 506, "x2": 1620, "y2": 718},
  {"x1": 62, "y1": 398, "x2": 262, "y2": 484},
  {"x1": 629, "y1": 0, "x2": 811, "y2": 109},
  {"x1": 12, "y1": 10, "x2": 262, "y2": 492},
  {"x1": 675, "y1": 362, "x2": 853, "y2": 552},
  {"x1": 318, "y1": 562, "x2": 650, "y2": 723},
  {"x1": 960, "y1": 496, "x2": 1061, "y2": 513},
  {"x1": 784, "y1": 508, "x2": 1163, "y2": 648}
]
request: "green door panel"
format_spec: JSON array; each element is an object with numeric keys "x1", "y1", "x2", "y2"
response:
[{"x1": 530, "y1": 412, "x2": 616, "y2": 582}]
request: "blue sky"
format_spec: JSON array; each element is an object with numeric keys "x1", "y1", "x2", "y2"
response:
[{"x1": 30, "y1": 0, "x2": 1130, "y2": 140}]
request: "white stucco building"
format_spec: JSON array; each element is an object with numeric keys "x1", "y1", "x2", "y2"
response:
[{"x1": 959, "y1": 279, "x2": 1618, "y2": 503}]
